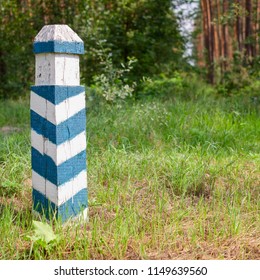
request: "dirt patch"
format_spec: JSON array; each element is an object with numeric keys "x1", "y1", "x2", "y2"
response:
[
  {"x1": 0, "y1": 178, "x2": 31, "y2": 212},
  {"x1": 0, "y1": 126, "x2": 22, "y2": 135}
]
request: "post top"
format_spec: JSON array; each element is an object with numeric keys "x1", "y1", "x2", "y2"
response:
[
  {"x1": 35, "y1": 25, "x2": 83, "y2": 43},
  {"x1": 34, "y1": 25, "x2": 84, "y2": 55}
]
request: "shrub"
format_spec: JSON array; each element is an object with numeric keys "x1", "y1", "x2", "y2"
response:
[
  {"x1": 86, "y1": 44, "x2": 137, "y2": 103},
  {"x1": 136, "y1": 72, "x2": 214, "y2": 101},
  {"x1": 138, "y1": 72, "x2": 185, "y2": 97}
]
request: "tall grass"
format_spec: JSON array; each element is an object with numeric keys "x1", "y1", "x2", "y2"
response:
[{"x1": 0, "y1": 87, "x2": 259, "y2": 259}]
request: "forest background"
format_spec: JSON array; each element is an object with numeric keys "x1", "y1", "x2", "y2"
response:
[{"x1": 0, "y1": 0, "x2": 259, "y2": 100}]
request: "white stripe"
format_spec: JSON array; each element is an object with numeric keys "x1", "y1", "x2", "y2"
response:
[
  {"x1": 31, "y1": 129, "x2": 45, "y2": 155},
  {"x1": 31, "y1": 130, "x2": 86, "y2": 165},
  {"x1": 32, "y1": 170, "x2": 87, "y2": 206},
  {"x1": 70, "y1": 208, "x2": 88, "y2": 223},
  {"x1": 35, "y1": 53, "x2": 80, "y2": 86},
  {"x1": 30, "y1": 91, "x2": 85, "y2": 125}
]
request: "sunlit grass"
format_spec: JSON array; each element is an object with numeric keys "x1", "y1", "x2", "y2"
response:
[{"x1": 0, "y1": 91, "x2": 259, "y2": 259}]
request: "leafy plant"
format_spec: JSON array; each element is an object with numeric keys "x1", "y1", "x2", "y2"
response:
[
  {"x1": 27, "y1": 221, "x2": 59, "y2": 258},
  {"x1": 138, "y1": 71, "x2": 186, "y2": 98},
  {"x1": 91, "y1": 42, "x2": 137, "y2": 102}
]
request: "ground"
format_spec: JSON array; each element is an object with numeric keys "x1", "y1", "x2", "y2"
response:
[{"x1": 0, "y1": 92, "x2": 259, "y2": 259}]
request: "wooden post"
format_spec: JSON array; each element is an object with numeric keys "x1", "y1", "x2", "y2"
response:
[{"x1": 30, "y1": 25, "x2": 88, "y2": 223}]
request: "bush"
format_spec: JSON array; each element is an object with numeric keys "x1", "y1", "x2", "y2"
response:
[
  {"x1": 136, "y1": 72, "x2": 214, "y2": 101},
  {"x1": 139, "y1": 72, "x2": 184, "y2": 97},
  {"x1": 215, "y1": 55, "x2": 260, "y2": 97},
  {"x1": 85, "y1": 43, "x2": 137, "y2": 104}
]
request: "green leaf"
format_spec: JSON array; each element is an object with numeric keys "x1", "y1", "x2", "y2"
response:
[{"x1": 29, "y1": 221, "x2": 57, "y2": 244}]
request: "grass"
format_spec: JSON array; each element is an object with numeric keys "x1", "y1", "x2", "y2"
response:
[{"x1": 0, "y1": 87, "x2": 259, "y2": 259}]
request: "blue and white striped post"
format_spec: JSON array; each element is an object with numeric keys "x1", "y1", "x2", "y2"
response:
[{"x1": 30, "y1": 25, "x2": 88, "y2": 223}]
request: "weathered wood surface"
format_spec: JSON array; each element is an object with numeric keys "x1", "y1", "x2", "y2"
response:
[
  {"x1": 35, "y1": 54, "x2": 80, "y2": 86},
  {"x1": 34, "y1": 25, "x2": 83, "y2": 43},
  {"x1": 31, "y1": 25, "x2": 87, "y2": 223}
]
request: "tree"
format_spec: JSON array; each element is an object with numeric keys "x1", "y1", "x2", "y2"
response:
[
  {"x1": 197, "y1": 0, "x2": 260, "y2": 84},
  {"x1": 82, "y1": 0, "x2": 184, "y2": 82},
  {"x1": 0, "y1": 0, "x2": 184, "y2": 99}
]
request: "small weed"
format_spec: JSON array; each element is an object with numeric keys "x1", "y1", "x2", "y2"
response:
[{"x1": 26, "y1": 221, "x2": 59, "y2": 259}]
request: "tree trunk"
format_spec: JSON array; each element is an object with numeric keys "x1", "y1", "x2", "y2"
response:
[
  {"x1": 198, "y1": 0, "x2": 259, "y2": 83},
  {"x1": 205, "y1": 0, "x2": 214, "y2": 83}
]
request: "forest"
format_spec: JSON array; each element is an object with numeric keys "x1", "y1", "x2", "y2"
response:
[
  {"x1": 0, "y1": 0, "x2": 259, "y2": 260},
  {"x1": 0, "y1": 0, "x2": 259, "y2": 99}
]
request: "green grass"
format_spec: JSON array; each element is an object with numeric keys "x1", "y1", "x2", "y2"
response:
[{"x1": 0, "y1": 89, "x2": 259, "y2": 259}]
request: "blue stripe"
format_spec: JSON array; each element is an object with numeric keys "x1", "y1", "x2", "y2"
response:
[
  {"x1": 31, "y1": 148, "x2": 86, "y2": 186},
  {"x1": 33, "y1": 41, "x2": 84, "y2": 54},
  {"x1": 31, "y1": 86, "x2": 85, "y2": 105},
  {"x1": 33, "y1": 188, "x2": 88, "y2": 222},
  {"x1": 31, "y1": 109, "x2": 86, "y2": 145}
]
